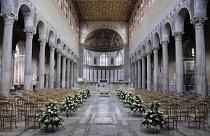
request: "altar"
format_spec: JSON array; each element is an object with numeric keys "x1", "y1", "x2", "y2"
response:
[{"x1": 98, "y1": 86, "x2": 110, "y2": 94}]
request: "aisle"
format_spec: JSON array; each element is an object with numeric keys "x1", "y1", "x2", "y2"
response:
[
  {"x1": 71, "y1": 91, "x2": 169, "y2": 136},
  {"x1": 72, "y1": 91, "x2": 133, "y2": 136}
]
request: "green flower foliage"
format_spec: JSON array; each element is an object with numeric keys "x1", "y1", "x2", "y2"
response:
[
  {"x1": 124, "y1": 92, "x2": 134, "y2": 105},
  {"x1": 60, "y1": 95, "x2": 78, "y2": 115},
  {"x1": 142, "y1": 102, "x2": 165, "y2": 128},
  {"x1": 116, "y1": 89, "x2": 127, "y2": 100},
  {"x1": 130, "y1": 95, "x2": 146, "y2": 113},
  {"x1": 77, "y1": 81, "x2": 98, "y2": 84},
  {"x1": 111, "y1": 81, "x2": 130, "y2": 84},
  {"x1": 38, "y1": 101, "x2": 63, "y2": 129}
]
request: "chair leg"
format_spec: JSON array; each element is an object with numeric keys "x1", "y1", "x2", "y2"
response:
[{"x1": 10, "y1": 117, "x2": 12, "y2": 132}]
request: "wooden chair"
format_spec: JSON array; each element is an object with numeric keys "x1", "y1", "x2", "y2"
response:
[
  {"x1": 14, "y1": 96, "x2": 27, "y2": 121},
  {"x1": 188, "y1": 102, "x2": 208, "y2": 130},
  {"x1": 164, "y1": 103, "x2": 179, "y2": 130},
  {"x1": 36, "y1": 98, "x2": 46, "y2": 114},
  {"x1": 0, "y1": 102, "x2": 17, "y2": 131},
  {"x1": 179, "y1": 99, "x2": 190, "y2": 121},
  {"x1": 24, "y1": 102, "x2": 38, "y2": 131}
]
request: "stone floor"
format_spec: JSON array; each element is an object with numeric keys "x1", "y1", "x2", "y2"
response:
[{"x1": 1, "y1": 91, "x2": 210, "y2": 136}]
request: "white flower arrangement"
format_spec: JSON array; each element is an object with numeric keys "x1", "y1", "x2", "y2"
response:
[
  {"x1": 142, "y1": 102, "x2": 165, "y2": 128},
  {"x1": 130, "y1": 95, "x2": 146, "y2": 113},
  {"x1": 38, "y1": 100, "x2": 63, "y2": 132},
  {"x1": 60, "y1": 94, "x2": 78, "y2": 117}
]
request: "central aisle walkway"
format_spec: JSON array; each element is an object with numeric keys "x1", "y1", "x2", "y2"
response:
[
  {"x1": 72, "y1": 91, "x2": 134, "y2": 136},
  {"x1": 70, "y1": 91, "x2": 172, "y2": 136}
]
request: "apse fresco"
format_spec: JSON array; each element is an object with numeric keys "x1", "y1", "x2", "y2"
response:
[{"x1": 84, "y1": 29, "x2": 123, "y2": 49}]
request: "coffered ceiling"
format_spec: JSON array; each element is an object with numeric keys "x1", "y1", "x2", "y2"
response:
[{"x1": 71, "y1": 0, "x2": 137, "y2": 21}]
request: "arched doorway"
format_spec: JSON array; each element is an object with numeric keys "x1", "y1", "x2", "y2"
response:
[{"x1": 13, "y1": 40, "x2": 25, "y2": 90}]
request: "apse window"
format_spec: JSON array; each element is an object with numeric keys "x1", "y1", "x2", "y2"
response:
[
  {"x1": 94, "y1": 57, "x2": 97, "y2": 65},
  {"x1": 100, "y1": 53, "x2": 108, "y2": 66},
  {"x1": 111, "y1": 58, "x2": 114, "y2": 65},
  {"x1": 116, "y1": 51, "x2": 122, "y2": 65},
  {"x1": 86, "y1": 51, "x2": 91, "y2": 65}
]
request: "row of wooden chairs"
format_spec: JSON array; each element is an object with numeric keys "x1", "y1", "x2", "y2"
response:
[
  {"x1": 0, "y1": 88, "x2": 78, "y2": 132},
  {"x1": 130, "y1": 90, "x2": 210, "y2": 130}
]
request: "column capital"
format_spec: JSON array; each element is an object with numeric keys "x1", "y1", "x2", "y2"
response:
[
  {"x1": 62, "y1": 55, "x2": 67, "y2": 59},
  {"x1": 2, "y1": 14, "x2": 16, "y2": 25},
  {"x1": 160, "y1": 40, "x2": 170, "y2": 45},
  {"x1": 56, "y1": 48, "x2": 62, "y2": 53},
  {"x1": 145, "y1": 51, "x2": 152, "y2": 56},
  {"x1": 38, "y1": 39, "x2": 47, "y2": 47},
  {"x1": 152, "y1": 47, "x2": 159, "y2": 54},
  {"x1": 67, "y1": 58, "x2": 71, "y2": 62},
  {"x1": 24, "y1": 28, "x2": 36, "y2": 39},
  {"x1": 191, "y1": 17, "x2": 208, "y2": 28},
  {"x1": 50, "y1": 46, "x2": 55, "y2": 52},
  {"x1": 140, "y1": 55, "x2": 146, "y2": 59},
  {"x1": 173, "y1": 32, "x2": 184, "y2": 40}
]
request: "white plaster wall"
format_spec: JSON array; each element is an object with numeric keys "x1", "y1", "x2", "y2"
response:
[
  {"x1": 129, "y1": 0, "x2": 179, "y2": 54},
  {"x1": 30, "y1": 0, "x2": 79, "y2": 55}
]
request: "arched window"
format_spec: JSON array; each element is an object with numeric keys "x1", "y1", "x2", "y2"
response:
[
  {"x1": 86, "y1": 51, "x2": 91, "y2": 65},
  {"x1": 116, "y1": 51, "x2": 122, "y2": 65},
  {"x1": 100, "y1": 53, "x2": 108, "y2": 66}
]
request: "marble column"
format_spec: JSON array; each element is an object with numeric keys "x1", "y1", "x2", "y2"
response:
[
  {"x1": 61, "y1": 56, "x2": 66, "y2": 88},
  {"x1": 161, "y1": 41, "x2": 169, "y2": 90},
  {"x1": 191, "y1": 17, "x2": 208, "y2": 98},
  {"x1": 56, "y1": 51, "x2": 61, "y2": 88},
  {"x1": 153, "y1": 47, "x2": 159, "y2": 90},
  {"x1": 137, "y1": 60, "x2": 142, "y2": 89},
  {"x1": 11, "y1": 50, "x2": 16, "y2": 87},
  {"x1": 74, "y1": 63, "x2": 78, "y2": 87},
  {"x1": 135, "y1": 62, "x2": 138, "y2": 89},
  {"x1": 142, "y1": 56, "x2": 146, "y2": 89},
  {"x1": 49, "y1": 46, "x2": 55, "y2": 89},
  {"x1": 173, "y1": 32, "x2": 184, "y2": 93},
  {"x1": 66, "y1": 58, "x2": 71, "y2": 88},
  {"x1": 132, "y1": 63, "x2": 135, "y2": 87},
  {"x1": 1, "y1": 14, "x2": 15, "y2": 95},
  {"x1": 70, "y1": 61, "x2": 74, "y2": 88},
  {"x1": 146, "y1": 52, "x2": 152, "y2": 90},
  {"x1": 38, "y1": 39, "x2": 46, "y2": 89},
  {"x1": 24, "y1": 28, "x2": 35, "y2": 91}
]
